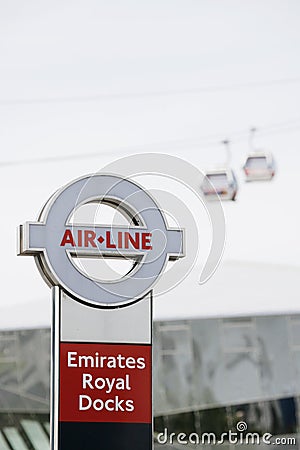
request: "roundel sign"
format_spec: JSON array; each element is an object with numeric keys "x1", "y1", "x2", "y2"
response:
[{"x1": 18, "y1": 174, "x2": 184, "y2": 307}]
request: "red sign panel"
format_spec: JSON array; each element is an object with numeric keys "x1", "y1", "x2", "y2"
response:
[{"x1": 59, "y1": 343, "x2": 152, "y2": 423}]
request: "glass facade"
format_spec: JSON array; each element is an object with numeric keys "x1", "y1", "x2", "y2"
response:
[
  {"x1": 1, "y1": 314, "x2": 300, "y2": 448},
  {"x1": 154, "y1": 316, "x2": 300, "y2": 414},
  {"x1": 0, "y1": 329, "x2": 50, "y2": 414},
  {"x1": 0, "y1": 413, "x2": 49, "y2": 449}
]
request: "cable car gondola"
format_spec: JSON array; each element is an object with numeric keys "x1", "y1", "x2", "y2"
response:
[
  {"x1": 243, "y1": 152, "x2": 275, "y2": 181},
  {"x1": 243, "y1": 128, "x2": 276, "y2": 182},
  {"x1": 201, "y1": 168, "x2": 238, "y2": 201},
  {"x1": 201, "y1": 140, "x2": 238, "y2": 202}
]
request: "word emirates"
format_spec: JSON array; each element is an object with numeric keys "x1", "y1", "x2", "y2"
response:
[{"x1": 67, "y1": 351, "x2": 146, "y2": 413}]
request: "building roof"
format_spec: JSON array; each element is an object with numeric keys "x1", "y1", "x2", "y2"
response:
[{"x1": 1, "y1": 260, "x2": 299, "y2": 330}]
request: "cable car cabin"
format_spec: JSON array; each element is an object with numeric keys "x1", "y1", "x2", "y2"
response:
[
  {"x1": 201, "y1": 169, "x2": 238, "y2": 201},
  {"x1": 243, "y1": 152, "x2": 275, "y2": 182}
]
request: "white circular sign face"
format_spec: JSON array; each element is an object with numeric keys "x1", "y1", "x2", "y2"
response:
[{"x1": 18, "y1": 174, "x2": 184, "y2": 307}]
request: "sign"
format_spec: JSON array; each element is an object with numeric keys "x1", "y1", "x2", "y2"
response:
[
  {"x1": 54, "y1": 289, "x2": 153, "y2": 450},
  {"x1": 60, "y1": 343, "x2": 151, "y2": 422},
  {"x1": 17, "y1": 173, "x2": 184, "y2": 450},
  {"x1": 19, "y1": 174, "x2": 183, "y2": 307}
]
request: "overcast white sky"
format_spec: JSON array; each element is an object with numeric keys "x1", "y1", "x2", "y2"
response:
[{"x1": 1, "y1": 0, "x2": 300, "y2": 325}]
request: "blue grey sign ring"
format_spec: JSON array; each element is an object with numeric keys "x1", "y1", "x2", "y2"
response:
[{"x1": 18, "y1": 174, "x2": 184, "y2": 307}]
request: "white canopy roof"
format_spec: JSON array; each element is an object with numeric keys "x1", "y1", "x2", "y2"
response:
[{"x1": 1, "y1": 260, "x2": 299, "y2": 330}]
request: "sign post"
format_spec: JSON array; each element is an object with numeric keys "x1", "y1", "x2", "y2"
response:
[{"x1": 18, "y1": 174, "x2": 184, "y2": 449}]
